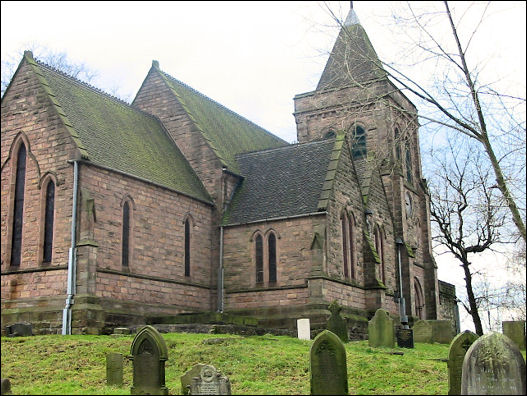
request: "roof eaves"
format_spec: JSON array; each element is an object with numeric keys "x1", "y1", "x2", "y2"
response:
[{"x1": 24, "y1": 51, "x2": 89, "y2": 160}]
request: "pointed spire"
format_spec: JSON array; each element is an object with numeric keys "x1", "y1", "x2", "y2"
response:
[{"x1": 316, "y1": 6, "x2": 387, "y2": 91}]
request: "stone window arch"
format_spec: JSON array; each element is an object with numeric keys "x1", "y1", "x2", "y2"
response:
[
  {"x1": 10, "y1": 140, "x2": 27, "y2": 267},
  {"x1": 268, "y1": 232, "x2": 277, "y2": 284},
  {"x1": 40, "y1": 174, "x2": 57, "y2": 264},
  {"x1": 184, "y1": 217, "x2": 192, "y2": 277},
  {"x1": 414, "y1": 277, "x2": 425, "y2": 319},
  {"x1": 254, "y1": 233, "x2": 264, "y2": 285},
  {"x1": 121, "y1": 196, "x2": 135, "y2": 269},
  {"x1": 350, "y1": 125, "x2": 367, "y2": 159}
]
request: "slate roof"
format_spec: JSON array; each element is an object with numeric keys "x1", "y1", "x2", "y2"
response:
[
  {"x1": 25, "y1": 53, "x2": 211, "y2": 203},
  {"x1": 224, "y1": 139, "x2": 337, "y2": 225},
  {"x1": 156, "y1": 68, "x2": 288, "y2": 174},
  {"x1": 317, "y1": 9, "x2": 387, "y2": 91}
]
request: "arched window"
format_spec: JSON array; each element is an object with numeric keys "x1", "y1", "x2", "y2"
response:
[
  {"x1": 268, "y1": 233, "x2": 277, "y2": 283},
  {"x1": 348, "y1": 214, "x2": 356, "y2": 280},
  {"x1": 122, "y1": 201, "x2": 131, "y2": 268},
  {"x1": 11, "y1": 143, "x2": 27, "y2": 267},
  {"x1": 374, "y1": 226, "x2": 385, "y2": 284},
  {"x1": 184, "y1": 219, "x2": 191, "y2": 277},
  {"x1": 414, "y1": 278, "x2": 425, "y2": 319},
  {"x1": 351, "y1": 126, "x2": 367, "y2": 159},
  {"x1": 42, "y1": 180, "x2": 55, "y2": 263},
  {"x1": 405, "y1": 144, "x2": 413, "y2": 184},
  {"x1": 255, "y1": 234, "x2": 263, "y2": 284},
  {"x1": 341, "y1": 214, "x2": 349, "y2": 279}
]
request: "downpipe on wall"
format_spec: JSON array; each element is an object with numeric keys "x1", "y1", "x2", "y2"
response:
[{"x1": 62, "y1": 160, "x2": 79, "y2": 335}]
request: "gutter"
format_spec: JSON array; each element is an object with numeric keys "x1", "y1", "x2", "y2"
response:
[{"x1": 62, "y1": 160, "x2": 79, "y2": 335}]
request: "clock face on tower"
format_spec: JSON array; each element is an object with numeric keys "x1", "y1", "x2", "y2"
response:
[{"x1": 405, "y1": 192, "x2": 413, "y2": 218}]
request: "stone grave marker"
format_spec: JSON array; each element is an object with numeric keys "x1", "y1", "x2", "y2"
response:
[
  {"x1": 327, "y1": 301, "x2": 348, "y2": 343},
  {"x1": 396, "y1": 327, "x2": 414, "y2": 349},
  {"x1": 447, "y1": 330, "x2": 478, "y2": 395},
  {"x1": 413, "y1": 320, "x2": 433, "y2": 343},
  {"x1": 5, "y1": 322, "x2": 32, "y2": 337},
  {"x1": 461, "y1": 332, "x2": 526, "y2": 395},
  {"x1": 130, "y1": 325, "x2": 169, "y2": 395},
  {"x1": 368, "y1": 308, "x2": 395, "y2": 348},
  {"x1": 297, "y1": 318, "x2": 311, "y2": 340},
  {"x1": 106, "y1": 352, "x2": 123, "y2": 387},
  {"x1": 502, "y1": 320, "x2": 526, "y2": 350},
  {"x1": 1, "y1": 378, "x2": 12, "y2": 395},
  {"x1": 429, "y1": 320, "x2": 456, "y2": 344},
  {"x1": 310, "y1": 330, "x2": 348, "y2": 395},
  {"x1": 189, "y1": 364, "x2": 231, "y2": 395},
  {"x1": 181, "y1": 364, "x2": 205, "y2": 395}
]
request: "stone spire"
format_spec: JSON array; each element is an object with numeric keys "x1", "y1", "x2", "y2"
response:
[{"x1": 316, "y1": 6, "x2": 387, "y2": 91}]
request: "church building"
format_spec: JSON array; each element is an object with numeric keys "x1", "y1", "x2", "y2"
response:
[{"x1": 1, "y1": 8, "x2": 457, "y2": 335}]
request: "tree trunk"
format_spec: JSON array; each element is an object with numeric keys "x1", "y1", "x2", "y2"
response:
[{"x1": 461, "y1": 259, "x2": 484, "y2": 335}]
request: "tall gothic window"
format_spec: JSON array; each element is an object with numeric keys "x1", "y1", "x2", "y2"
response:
[
  {"x1": 43, "y1": 180, "x2": 55, "y2": 263},
  {"x1": 122, "y1": 201, "x2": 130, "y2": 268},
  {"x1": 11, "y1": 143, "x2": 27, "y2": 267},
  {"x1": 255, "y1": 234, "x2": 263, "y2": 284},
  {"x1": 268, "y1": 233, "x2": 277, "y2": 283},
  {"x1": 341, "y1": 214, "x2": 349, "y2": 279},
  {"x1": 351, "y1": 126, "x2": 367, "y2": 159},
  {"x1": 405, "y1": 145, "x2": 413, "y2": 184},
  {"x1": 184, "y1": 219, "x2": 191, "y2": 277},
  {"x1": 348, "y1": 214, "x2": 356, "y2": 280}
]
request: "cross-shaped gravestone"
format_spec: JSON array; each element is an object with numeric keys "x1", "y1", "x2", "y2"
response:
[
  {"x1": 130, "y1": 325, "x2": 169, "y2": 395},
  {"x1": 327, "y1": 301, "x2": 348, "y2": 343},
  {"x1": 447, "y1": 330, "x2": 478, "y2": 395}
]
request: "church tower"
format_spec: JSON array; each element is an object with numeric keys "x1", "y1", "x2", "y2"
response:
[{"x1": 293, "y1": 6, "x2": 440, "y2": 321}]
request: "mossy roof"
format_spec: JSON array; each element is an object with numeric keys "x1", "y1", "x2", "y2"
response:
[
  {"x1": 223, "y1": 139, "x2": 336, "y2": 225},
  {"x1": 29, "y1": 55, "x2": 211, "y2": 203},
  {"x1": 157, "y1": 69, "x2": 288, "y2": 174},
  {"x1": 317, "y1": 9, "x2": 387, "y2": 91}
]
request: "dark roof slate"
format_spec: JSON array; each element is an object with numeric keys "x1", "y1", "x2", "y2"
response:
[
  {"x1": 27, "y1": 53, "x2": 211, "y2": 203},
  {"x1": 157, "y1": 69, "x2": 288, "y2": 174},
  {"x1": 224, "y1": 139, "x2": 336, "y2": 225}
]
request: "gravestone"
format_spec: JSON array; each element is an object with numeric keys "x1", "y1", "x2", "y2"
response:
[
  {"x1": 461, "y1": 332, "x2": 526, "y2": 395},
  {"x1": 297, "y1": 318, "x2": 311, "y2": 340},
  {"x1": 5, "y1": 322, "x2": 32, "y2": 337},
  {"x1": 181, "y1": 364, "x2": 205, "y2": 395},
  {"x1": 429, "y1": 320, "x2": 456, "y2": 344},
  {"x1": 1, "y1": 378, "x2": 12, "y2": 395},
  {"x1": 326, "y1": 301, "x2": 348, "y2": 343},
  {"x1": 189, "y1": 364, "x2": 231, "y2": 395},
  {"x1": 310, "y1": 330, "x2": 348, "y2": 395},
  {"x1": 447, "y1": 330, "x2": 478, "y2": 395},
  {"x1": 368, "y1": 308, "x2": 395, "y2": 348},
  {"x1": 106, "y1": 352, "x2": 123, "y2": 386},
  {"x1": 502, "y1": 321, "x2": 526, "y2": 350},
  {"x1": 130, "y1": 325, "x2": 169, "y2": 395},
  {"x1": 413, "y1": 320, "x2": 433, "y2": 343},
  {"x1": 396, "y1": 327, "x2": 414, "y2": 349}
]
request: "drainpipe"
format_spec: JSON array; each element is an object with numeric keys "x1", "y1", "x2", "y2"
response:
[
  {"x1": 396, "y1": 238, "x2": 409, "y2": 329},
  {"x1": 62, "y1": 160, "x2": 79, "y2": 335}
]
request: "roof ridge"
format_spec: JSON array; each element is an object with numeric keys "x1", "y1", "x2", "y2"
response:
[
  {"x1": 159, "y1": 70, "x2": 286, "y2": 144},
  {"x1": 236, "y1": 138, "x2": 334, "y2": 158},
  {"x1": 33, "y1": 57, "x2": 131, "y2": 107}
]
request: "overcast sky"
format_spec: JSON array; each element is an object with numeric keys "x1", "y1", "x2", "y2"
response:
[{"x1": 2, "y1": 1, "x2": 526, "y2": 331}]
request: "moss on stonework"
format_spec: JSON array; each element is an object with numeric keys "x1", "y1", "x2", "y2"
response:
[
  {"x1": 405, "y1": 242, "x2": 415, "y2": 258},
  {"x1": 364, "y1": 231, "x2": 381, "y2": 263}
]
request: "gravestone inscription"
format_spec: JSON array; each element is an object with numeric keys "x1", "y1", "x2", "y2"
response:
[
  {"x1": 502, "y1": 321, "x2": 526, "y2": 350},
  {"x1": 327, "y1": 301, "x2": 348, "y2": 343},
  {"x1": 181, "y1": 364, "x2": 205, "y2": 395},
  {"x1": 130, "y1": 325, "x2": 169, "y2": 395},
  {"x1": 447, "y1": 330, "x2": 478, "y2": 395},
  {"x1": 461, "y1": 332, "x2": 526, "y2": 395},
  {"x1": 297, "y1": 318, "x2": 311, "y2": 340},
  {"x1": 310, "y1": 330, "x2": 348, "y2": 395},
  {"x1": 189, "y1": 365, "x2": 231, "y2": 395},
  {"x1": 106, "y1": 352, "x2": 123, "y2": 387},
  {"x1": 368, "y1": 308, "x2": 395, "y2": 348}
]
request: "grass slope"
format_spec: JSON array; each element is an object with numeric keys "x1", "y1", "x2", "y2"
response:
[{"x1": 1, "y1": 333, "x2": 449, "y2": 395}]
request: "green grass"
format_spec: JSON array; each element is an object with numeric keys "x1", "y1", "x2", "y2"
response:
[{"x1": 1, "y1": 333, "x2": 450, "y2": 395}]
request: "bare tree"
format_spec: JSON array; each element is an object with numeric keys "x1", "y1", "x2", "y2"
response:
[
  {"x1": 323, "y1": 1, "x2": 526, "y2": 242},
  {"x1": 428, "y1": 139, "x2": 508, "y2": 335}
]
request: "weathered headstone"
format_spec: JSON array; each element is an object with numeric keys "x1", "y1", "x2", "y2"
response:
[
  {"x1": 106, "y1": 352, "x2": 124, "y2": 387},
  {"x1": 367, "y1": 308, "x2": 395, "y2": 348},
  {"x1": 189, "y1": 364, "x2": 231, "y2": 395},
  {"x1": 310, "y1": 330, "x2": 348, "y2": 395},
  {"x1": 181, "y1": 364, "x2": 206, "y2": 395},
  {"x1": 298, "y1": 318, "x2": 311, "y2": 340},
  {"x1": 461, "y1": 332, "x2": 526, "y2": 395},
  {"x1": 1, "y1": 378, "x2": 12, "y2": 395},
  {"x1": 413, "y1": 320, "x2": 433, "y2": 343},
  {"x1": 502, "y1": 320, "x2": 526, "y2": 350},
  {"x1": 447, "y1": 330, "x2": 478, "y2": 395},
  {"x1": 396, "y1": 327, "x2": 414, "y2": 349},
  {"x1": 113, "y1": 327, "x2": 131, "y2": 335},
  {"x1": 429, "y1": 320, "x2": 456, "y2": 344},
  {"x1": 130, "y1": 325, "x2": 169, "y2": 395},
  {"x1": 326, "y1": 301, "x2": 348, "y2": 343},
  {"x1": 5, "y1": 322, "x2": 32, "y2": 337}
]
